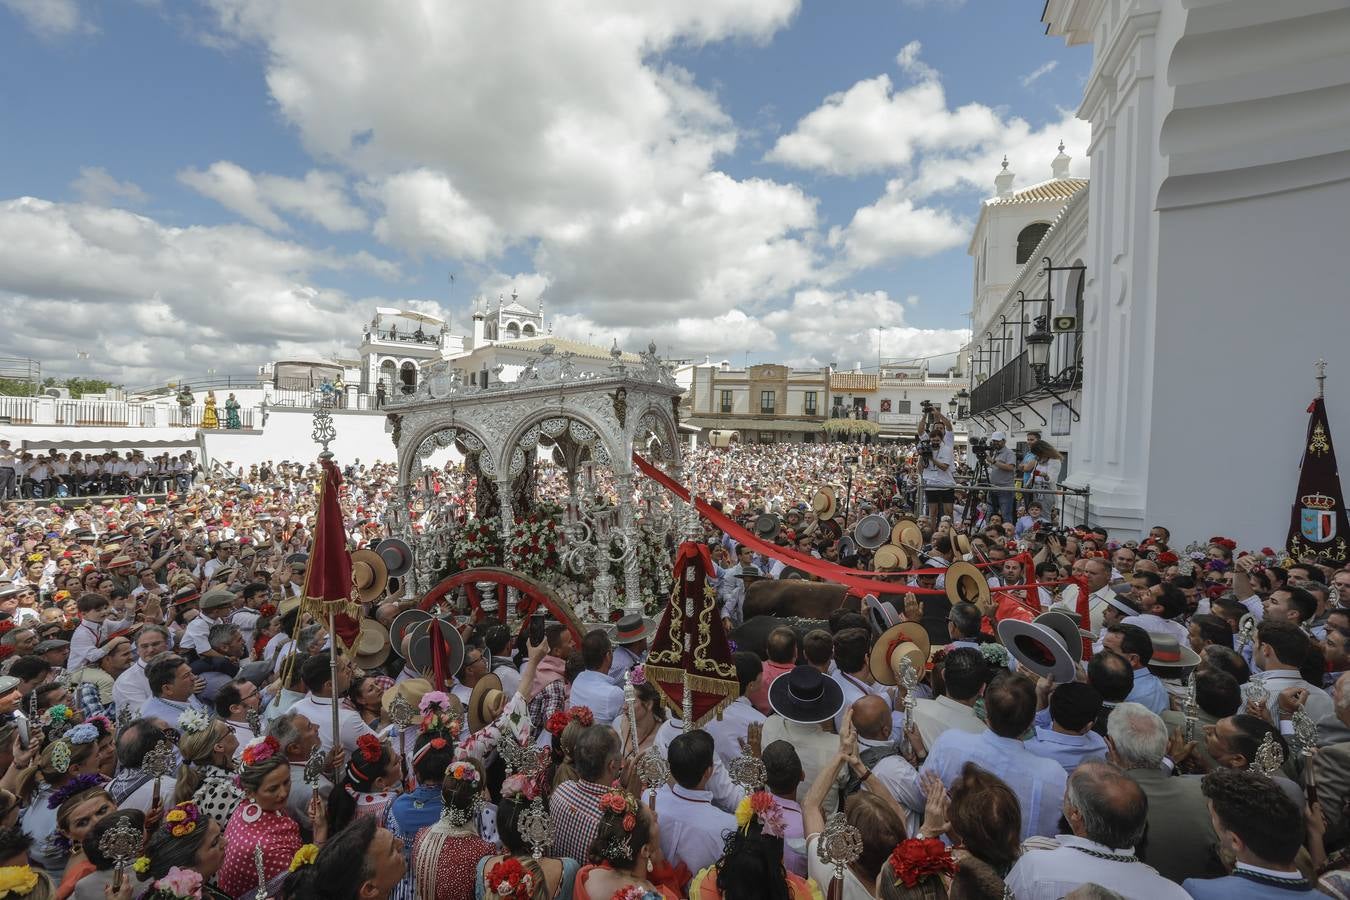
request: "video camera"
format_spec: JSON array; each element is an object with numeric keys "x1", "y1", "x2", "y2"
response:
[{"x1": 968, "y1": 436, "x2": 990, "y2": 461}]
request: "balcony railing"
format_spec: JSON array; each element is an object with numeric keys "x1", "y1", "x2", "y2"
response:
[{"x1": 970, "y1": 335, "x2": 1082, "y2": 415}]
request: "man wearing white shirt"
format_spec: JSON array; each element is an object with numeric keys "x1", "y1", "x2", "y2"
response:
[
  {"x1": 180, "y1": 588, "x2": 233, "y2": 657},
  {"x1": 910, "y1": 647, "x2": 986, "y2": 751},
  {"x1": 652, "y1": 731, "x2": 737, "y2": 876},
  {"x1": 114, "y1": 626, "x2": 170, "y2": 715},
  {"x1": 568, "y1": 630, "x2": 625, "y2": 727},
  {"x1": 1055, "y1": 557, "x2": 1115, "y2": 636},
  {"x1": 214, "y1": 679, "x2": 263, "y2": 753},
  {"x1": 1121, "y1": 582, "x2": 1190, "y2": 648},
  {"x1": 1252, "y1": 620, "x2": 1334, "y2": 723},
  {"x1": 287, "y1": 651, "x2": 377, "y2": 754},
  {"x1": 0, "y1": 439, "x2": 16, "y2": 501},
  {"x1": 1005, "y1": 761, "x2": 1188, "y2": 900},
  {"x1": 705, "y1": 653, "x2": 766, "y2": 768}
]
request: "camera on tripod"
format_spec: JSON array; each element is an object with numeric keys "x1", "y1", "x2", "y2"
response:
[{"x1": 968, "y1": 436, "x2": 990, "y2": 462}]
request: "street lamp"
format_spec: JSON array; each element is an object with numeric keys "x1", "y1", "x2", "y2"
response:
[
  {"x1": 1025, "y1": 315, "x2": 1054, "y2": 383},
  {"x1": 956, "y1": 388, "x2": 969, "y2": 418},
  {"x1": 947, "y1": 396, "x2": 958, "y2": 418}
]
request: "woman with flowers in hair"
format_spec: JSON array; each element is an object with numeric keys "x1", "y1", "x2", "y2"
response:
[
  {"x1": 475, "y1": 772, "x2": 578, "y2": 900},
  {"x1": 48, "y1": 776, "x2": 114, "y2": 898},
  {"x1": 384, "y1": 712, "x2": 459, "y2": 900},
  {"x1": 687, "y1": 791, "x2": 820, "y2": 900},
  {"x1": 0, "y1": 864, "x2": 55, "y2": 900},
  {"x1": 170, "y1": 710, "x2": 242, "y2": 826},
  {"x1": 546, "y1": 707, "x2": 593, "y2": 791},
  {"x1": 217, "y1": 735, "x2": 327, "y2": 898},
  {"x1": 411, "y1": 758, "x2": 494, "y2": 900},
  {"x1": 875, "y1": 839, "x2": 957, "y2": 900},
  {"x1": 327, "y1": 734, "x2": 401, "y2": 832},
  {"x1": 573, "y1": 790, "x2": 676, "y2": 900},
  {"x1": 135, "y1": 802, "x2": 229, "y2": 900},
  {"x1": 17, "y1": 735, "x2": 100, "y2": 873}
]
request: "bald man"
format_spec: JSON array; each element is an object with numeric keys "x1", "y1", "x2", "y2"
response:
[{"x1": 849, "y1": 695, "x2": 924, "y2": 831}]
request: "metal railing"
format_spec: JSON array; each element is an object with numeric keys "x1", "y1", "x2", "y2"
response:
[
  {"x1": 916, "y1": 473, "x2": 1090, "y2": 529},
  {"x1": 970, "y1": 340, "x2": 1081, "y2": 416},
  {"x1": 0, "y1": 396, "x2": 256, "y2": 429}
]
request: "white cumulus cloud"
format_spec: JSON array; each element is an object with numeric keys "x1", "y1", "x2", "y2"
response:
[
  {"x1": 70, "y1": 167, "x2": 148, "y2": 206},
  {"x1": 179, "y1": 161, "x2": 368, "y2": 232}
]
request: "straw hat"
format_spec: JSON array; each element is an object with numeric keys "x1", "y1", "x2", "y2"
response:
[
  {"x1": 381, "y1": 677, "x2": 433, "y2": 719},
  {"x1": 468, "y1": 673, "x2": 504, "y2": 732},
  {"x1": 811, "y1": 488, "x2": 837, "y2": 522},
  {"x1": 354, "y1": 619, "x2": 392, "y2": 671},
  {"x1": 869, "y1": 622, "x2": 931, "y2": 686},
  {"x1": 892, "y1": 520, "x2": 923, "y2": 550},
  {"x1": 943, "y1": 561, "x2": 991, "y2": 610},
  {"x1": 350, "y1": 549, "x2": 389, "y2": 603},
  {"x1": 873, "y1": 544, "x2": 909, "y2": 572}
]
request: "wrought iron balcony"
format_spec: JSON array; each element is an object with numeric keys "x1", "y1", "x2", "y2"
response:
[{"x1": 970, "y1": 331, "x2": 1081, "y2": 417}]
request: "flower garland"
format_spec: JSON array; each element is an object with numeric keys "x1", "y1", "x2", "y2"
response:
[
  {"x1": 888, "y1": 838, "x2": 957, "y2": 889},
  {"x1": 162, "y1": 802, "x2": 201, "y2": 839},
  {"x1": 734, "y1": 791, "x2": 787, "y2": 839},
  {"x1": 140, "y1": 866, "x2": 204, "y2": 900},
  {"x1": 240, "y1": 735, "x2": 280, "y2": 767},
  {"x1": 46, "y1": 773, "x2": 104, "y2": 810},
  {"x1": 0, "y1": 864, "x2": 38, "y2": 898},
  {"x1": 485, "y1": 857, "x2": 534, "y2": 900},
  {"x1": 288, "y1": 843, "x2": 319, "y2": 873},
  {"x1": 447, "y1": 761, "x2": 480, "y2": 784},
  {"x1": 451, "y1": 517, "x2": 504, "y2": 570},
  {"x1": 504, "y1": 511, "x2": 563, "y2": 582},
  {"x1": 418, "y1": 692, "x2": 463, "y2": 740}
]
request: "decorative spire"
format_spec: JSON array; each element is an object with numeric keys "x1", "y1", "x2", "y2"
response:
[
  {"x1": 995, "y1": 156, "x2": 1015, "y2": 197},
  {"x1": 1052, "y1": 140, "x2": 1071, "y2": 180}
]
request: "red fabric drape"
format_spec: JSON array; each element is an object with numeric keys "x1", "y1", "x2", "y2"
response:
[{"x1": 301, "y1": 458, "x2": 361, "y2": 649}]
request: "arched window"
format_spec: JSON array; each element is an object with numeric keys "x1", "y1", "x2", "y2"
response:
[
  {"x1": 399, "y1": 361, "x2": 417, "y2": 394},
  {"x1": 1016, "y1": 222, "x2": 1052, "y2": 265},
  {"x1": 521, "y1": 323, "x2": 536, "y2": 336},
  {"x1": 505, "y1": 321, "x2": 520, "y2": 340}
]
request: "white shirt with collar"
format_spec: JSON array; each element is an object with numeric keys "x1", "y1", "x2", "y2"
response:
[
  {"x1": 1120, "y1": 613, "x2": 1190, "y2": 648},
  {"x1": 113, "y1": 660, "x2": 151, "y2": 715},
  {"x1": 910, "y1": 694, "x2": 984, "y2": 752},
  {"x1": 762, "y1": 715, "x2": 844, "y2": 815},
  {"x1": 704, "y1": 695, "x2": 766, "y2": 768},
  {"x1": 653, "y1": 718, "x2": 744, "y2": 813},
  {"x1": 1055, "y1": 584, "x2": 1114, "y2": 635},
  {"x1": 569, "y1": 669, "x2": 625, "y2": 726},
  {"x1": 651, "y1": 784, "x2": 737, "y2": 875},
  {"x1": 831, "y1": 670, "x2": 905, "y2": 736},
  {"x1": 1257, "y1": 668, "x2": 1334, "y2": 723},
  {"x1": 181, "y1": 611, "x2": 223, "y2": 656},
  {"x1": 1005, "y1": 834, "x2": 1189, "y2": 900},
  {"x1": 287, "y1": 693, "x2": 377, "y2": 754}
]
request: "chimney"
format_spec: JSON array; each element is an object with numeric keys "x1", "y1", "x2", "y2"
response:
[
  {"x1": 471, "y1": 296, "x2": 485, "y2": 347},
  {"x1": 995, "y1": 157, "x2": 1015, "y2": 197},
  {"x1": 1051, "y1": 140, "x2": 1071, "y2": 180}
]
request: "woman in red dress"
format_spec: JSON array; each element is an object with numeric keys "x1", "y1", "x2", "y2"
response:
[
  {"x1": 217, "y1": 736, "x2": 328, "y2": 898},
  {"x1": 571, "y1": 790, "x2": 680, "y2": 900},
  {"x1": 411, "y1": 758, "x2": 494, "y2": 900}
]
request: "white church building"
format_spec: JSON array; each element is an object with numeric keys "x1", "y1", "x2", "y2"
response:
[{"x1": 967, "y1": 0, "x2": 1350, "y2": 549}]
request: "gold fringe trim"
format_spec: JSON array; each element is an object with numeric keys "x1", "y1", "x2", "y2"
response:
[{"x1": 644, "y1": 665, "x2": 740, "y2": 729}]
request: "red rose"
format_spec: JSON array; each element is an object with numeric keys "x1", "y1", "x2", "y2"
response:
[{"x1": 622, "y1": 812, "x2": 636, "y2": 832}]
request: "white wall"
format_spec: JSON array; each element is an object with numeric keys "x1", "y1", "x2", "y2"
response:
[{"x1": 203, "y1": 408, "x2": 399, "y2": 468}]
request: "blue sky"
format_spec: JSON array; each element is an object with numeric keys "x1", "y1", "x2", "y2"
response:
[{"x1": 0, "y1": 0, "x2": 1091, "y2": 382}]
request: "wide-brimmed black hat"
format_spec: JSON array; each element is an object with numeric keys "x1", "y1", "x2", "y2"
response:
[{"x1": 768, "y1": 664, "x2": 845, "y2": 725}]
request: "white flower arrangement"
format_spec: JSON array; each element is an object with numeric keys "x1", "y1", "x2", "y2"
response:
[{"x1": 177, "y1": 708, "x2": 210, "y2": 736}]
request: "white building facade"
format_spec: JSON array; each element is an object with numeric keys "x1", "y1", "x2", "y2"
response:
[{"x1": 1032, "y1": 0, "x2": 1350, "y2": 548}]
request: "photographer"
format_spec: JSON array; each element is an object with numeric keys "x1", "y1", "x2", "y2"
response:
[
  {"x1": 916, "y1": 403, "x2": 957, "y2": 521},
  {"x1": 987, "y1": 431, "x2": 1017, "y2": 523}
]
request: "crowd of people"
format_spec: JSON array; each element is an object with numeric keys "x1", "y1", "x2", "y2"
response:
[{"x1": 0, "y1": 438, "x2": 1341, "y2": 900}]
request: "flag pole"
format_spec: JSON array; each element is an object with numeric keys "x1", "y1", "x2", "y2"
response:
[{"x1": 329, "y1": 606, "x2": 340, "y2": 742}]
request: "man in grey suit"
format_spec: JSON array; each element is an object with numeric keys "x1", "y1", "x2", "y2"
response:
[
  {"x1": 1106, "y1": 702, "x2": 1226, "y2": 883},
  {"x1": 1183, "y1": 768, "x2": 1328, "y2": 899}
]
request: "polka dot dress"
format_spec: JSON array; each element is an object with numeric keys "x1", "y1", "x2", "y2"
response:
[
  {"x1": 216, "y1": 802, "x2": 301, "y2": 898},
  {"x1": 193, "y1": 765, "x2": 245, "y2": 826}
]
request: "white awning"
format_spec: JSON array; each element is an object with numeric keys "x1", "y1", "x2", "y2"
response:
[
  {"x1": 373, "y1": 307, "x2": 446, "y2": 326},
  {"x1": 2, "y1": 427, "x2": 200, "y2": 451}
]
